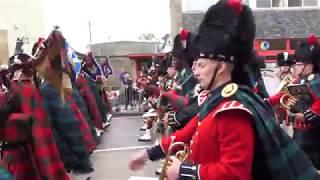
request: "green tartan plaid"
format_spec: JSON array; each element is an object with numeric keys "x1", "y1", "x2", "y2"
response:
[
  {"x1": 199, "y1": 83, "x2": 320, "y2": 180},
  {"x1": 10, "y1": 82, "x2": 69, "y2": 179},
  {"x1": 293, "y1": 128, "x2": 320, "y2": 169},
  {"x1": 257, "y1": 78, "x2": 269, "y2": 98},
  {"x1": 306, "y1": 74, "x2": 320, "y2": 97},
  {"x1": 85, "y1": 75, "x2": 107, "y2": 122},
  {"x1": 41, "y1": 82, "x2": 93, "y2": 173},
  {"x1": 233, "y1": 86, "x2": 319, "y2": 180},
  {"x1": 72, "y1": 86, "x2": 98, "y2": 141}
]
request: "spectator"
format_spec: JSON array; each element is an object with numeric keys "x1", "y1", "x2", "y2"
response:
[
  {"x1": 119, "y1": 68, "x2": 127, "y2": 85},
  {"x1": 124, "y1": 73, "x2": 133, "y2": 110}
]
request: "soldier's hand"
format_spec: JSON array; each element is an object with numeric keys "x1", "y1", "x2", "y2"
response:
[
  {"x1": 128, "y1": 150, "x2": 149, "y2": 171},
  {"x1": 162, "y1": 117, "x2": 169, "y2": 127},
  {"x1": 166, "y1": 156, "x2": 181, "y2": 180},
  {"x1": 294, "y1": 113, "x2": 304, "y2": 122}
]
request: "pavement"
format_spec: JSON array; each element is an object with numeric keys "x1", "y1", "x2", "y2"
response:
[{"x1": 89, "y1": 115, "x2": 161, "y2": 180}]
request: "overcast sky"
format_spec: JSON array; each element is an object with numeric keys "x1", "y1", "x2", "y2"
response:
[{"x1": 43, "y1": 0, "x2": 215, "y2": 52}]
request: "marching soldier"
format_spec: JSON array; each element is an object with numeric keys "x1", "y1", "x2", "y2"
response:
[
  {"x1": 171, "y1": 29, "x2": 197, "y2": 96},
  {"x1": 281, "y1": 36, "x2": 320, "y2": 169},
  {"x1": 129, "y1": 1, "x2": 319, "y2": 179},
  {"x1": 247, "y1": 53, "x2": 269, "y2": 99},
  {"x1": 81, "y1": 52, "x2": 109, "y2": 129},
  {"x1": 277, "y1": 51, "x2": 295, "y2": 80},
  {"x1": 269, "y1": 52, "x2": 295, "y2": 126},
  {"x1": 35, "y1": 30, "x2": 94, "y2": 176},
  {"x1": 155, "y1": 30, "x2": 199, "y2": 130},
  {"x1": 1, "y1": 52, "x2": 69, "y2": 179}
]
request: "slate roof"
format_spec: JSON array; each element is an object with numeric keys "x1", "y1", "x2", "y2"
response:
[{"x1": 182, "y1": 8, "x2": 320, "y2": 39}]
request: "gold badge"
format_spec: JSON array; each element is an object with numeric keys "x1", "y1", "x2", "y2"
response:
[
  {"x1": 308, "y1": 74, "x2": 315, "y2": 81},
  {"x1": 221, "y1": 83, "x2": 238, "y2": 98}
]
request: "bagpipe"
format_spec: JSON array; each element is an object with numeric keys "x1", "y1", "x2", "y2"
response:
[{"x1": 7, "y1": 29, "x2": 74, "y2": 104}]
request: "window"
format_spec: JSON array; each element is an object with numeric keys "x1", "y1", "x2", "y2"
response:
[
  {"x1": 256, "y1": 0, "x2": 284, "y2": 7},
  {"x1": 254, "y1": 0, "x2": 319, "y2": 8},
  {"x1": 272, "y1": 0, "x2": 283, "y2": 7},
  {"x1": 257, "y1": 0, "x2": 271, "y2": 7},
  {"x1": 288, "y1": 0, "x2": 302, "y2": 6},
  {"x1": 268, "y1": 39, "x2": 286, "y2": 50},
  {"x1": 304, "y1": 0, "x2": 318, "y2": 6},
  {"x1": 290, "y1": 38, "x2": 305, "y2": 50}
]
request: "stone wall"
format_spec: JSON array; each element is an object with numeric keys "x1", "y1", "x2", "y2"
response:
[{"x1": 0, "y1": 30, "x2": 9, "y2": 64}]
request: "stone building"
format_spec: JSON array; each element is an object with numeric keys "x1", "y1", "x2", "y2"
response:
[
  {"x1": 170, "y1": 0, "x2": 320, "y2": 61},
  {"x1": 0, "y1": 0, "x2": 44, "y2": 64},
  {"x1": 90, "y1": 41, "x2": 159, "y2": 88}
]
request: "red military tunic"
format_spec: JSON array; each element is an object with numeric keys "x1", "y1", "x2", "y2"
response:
[{"x1": 160, "y1": 100, "x2": 255, "y2": 180}]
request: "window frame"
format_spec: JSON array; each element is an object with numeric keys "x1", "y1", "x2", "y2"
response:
[{"x1": 251, "y1": 0, "x2": 320, "y2": 8}]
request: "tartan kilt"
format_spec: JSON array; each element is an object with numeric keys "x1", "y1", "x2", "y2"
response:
[
  {"x1": 10, "y1": 82, "x2": 70, "y2": 180},
  {"x1": 41, "y1": 83, "x2": 93, "y2": 173},
  {"x1": 87, "y1": 79, "x2": 107, "y2": 122},
  {"x1": 293, "y1": 127, "x2": 320, "y2": 169},
  {"x1": 72, "y1": 89, "x2": 98, "y2": 144},
  {"x1": 69, "y1": 97, "x2": 96, "y2": 153},
  {"x1": 76, "y1": 76, "x2": 104, "y2": 129},
  {"x1": 2, "y1": 145, "x2": 40, "y2": 180}
]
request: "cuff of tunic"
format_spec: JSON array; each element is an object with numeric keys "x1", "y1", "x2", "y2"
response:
[
  {"x1": 179, "y1": 161, "x2": 200, "y2": 180},
  {"x1": 146, "y1": 145, "x2": 165, "y2": 161},
  {"x1": 168, "y1": 112, "x2": 181, "y2": 127},
  {"x1": 304, "y1": 109, "x2": 320, "y2": 123}
]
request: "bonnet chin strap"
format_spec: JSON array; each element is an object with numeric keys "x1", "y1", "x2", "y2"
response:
[
  {"x1": 298, "y1": 64, "x2": 307, "y2": 79},
  {"x1": 207, "y1": 63, "x2": 221, "y2": 90}
]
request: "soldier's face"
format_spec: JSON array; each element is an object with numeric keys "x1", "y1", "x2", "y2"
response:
[
  {"x1": 167, "y1": 67, "x2": 176, "y2": 78},
  {"x1": 293, "y1": 63, "x2": 303, "y2": 77},
  {"x1": 194, "y1": 58, "x2": 220, "y2": 89},
  {"x1": 191, "y1": 61, "x2": 197, "y2": 74},
  {"x1": 280, "y1": 66, "x2": 290, "y2": 74},
  {"x1": 172, "y1": 57, "x2": 183, "y2": 71},
  {"x1": 292, "y1": 63, "x2": 313, "y2": 77}
]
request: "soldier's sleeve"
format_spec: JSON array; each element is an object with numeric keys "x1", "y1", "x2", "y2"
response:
[
  {"x1": 173, "y1": 101, "x2": 199, "y2": 130},
  {"x1": 144, "y1": 85, "x2": 160, "y2": 97},
  {"x1": 266, "y1": 91, "x2": 284, "y2": 106},
  {"x1": 179, "y1": 110, "x2": 254, "y2": 180},
  {"x1": 147, "y1": 116, "x2": 198, "y2": 161},
  {"x1": 161, "y1": 92, "x2": 190, "y2": 112}
]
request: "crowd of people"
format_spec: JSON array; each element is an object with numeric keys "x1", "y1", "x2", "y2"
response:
[
  {"x1": 0, "y1": 29, "x2": 113, "y2": 179},
  {"x1": 129, "y1": 0, "x2": 320, "y2": 179}
]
